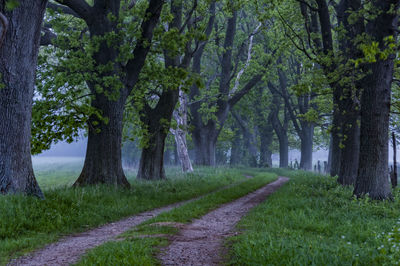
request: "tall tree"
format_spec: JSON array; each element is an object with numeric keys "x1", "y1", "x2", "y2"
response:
[
  {"x1": 39, "y1": 0, "x2": 164, "y2": 186},
  {"x1": 354, "y1": 0, "x2": 399, "y2": 199},
  {"x1": 190, "y1": 5, "x2": 265, "y2": 165},
  {"x1": 136, "y1": 0, "x2": 197, "y2": 180},
  {"x1": 0, "y1": 1, "x2": 47, "y2": 197}
]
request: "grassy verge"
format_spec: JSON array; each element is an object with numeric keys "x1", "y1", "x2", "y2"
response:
[
  {"x1": 227, "y1": 169, "x2": 400, "y2": 265},
  {"x1": 75, "y1": 171, "x2": 277, "y2": 265},
  {"x1": 0, "y1": 167, "x2": 248, "y2": 265}
]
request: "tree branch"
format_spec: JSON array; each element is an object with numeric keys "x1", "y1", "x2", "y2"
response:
[
  {"x1": 54, "y1": 0, "x2": 93, "y2": 21},
  {"x1": 230, "y1": 22, "x2": 261, "y2": 97},
  {"x1": 40, "y1": 27, "x2": 58, "y2": 46},
  {"x1": 125, "y1": 0, "x2": 165, "y2": 91},
  {"x1": 228, "y1": 74, "x2": 262, "y2": 107},
  {"x1": 47, "y1": 2, "x2": 81, "y2": 18}
]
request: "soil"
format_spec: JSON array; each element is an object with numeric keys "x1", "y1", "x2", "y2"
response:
[
  {"x1": 7, "y1": 176, "x2": 251, "y2": 266},
  {"x1": 158, "y1": 177, "x2": 290, "y2": 266}
]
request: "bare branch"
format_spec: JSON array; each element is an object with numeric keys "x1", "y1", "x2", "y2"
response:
[{"x1": 229, "y1": 22, "x2": 262, "y2": 97}]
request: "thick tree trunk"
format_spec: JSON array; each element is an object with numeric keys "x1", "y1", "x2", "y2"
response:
[
  {"x1": 0, "y1": 1, "x2": 47, "y2": 197},
  {"x1": 230, "y1": 128, "x2": 242, "y2": 166},
  {"x1": 278, "y1": 134, "x2": 289, "y2": 168},
  {"x1": 137, "y1": 90, "x2": 179, "y2": 179},
  {"x1": 354, "y1": 60, "x2": 393, "y2": 199},
  {"x1": 270, "y1": 94, "x2": 289, "y2": 168},
  {"x1": 137, "y1": 130, "x2": 168, "y2": 180},
  {"x1": 259, "y1": 113, "x2": 274, "y2": 168},
  {"x1": 259, "y1": 134, "x2": 273, "y2": 168},
  {"x1": 193, "y1": 126, "x2": 217, "y2": 166},
  {"x1": 353, "y1": 0, "x2": 398, "y2": 200},
  {"x1": 74, "y1": 96, "x2": 130, "y2": 187},
  {"x1": 337, "y1": 110, "x2": 360, "y2": 185},
  {"x1": 300, "y1": 125, "x2": 314, "y2": 171}
]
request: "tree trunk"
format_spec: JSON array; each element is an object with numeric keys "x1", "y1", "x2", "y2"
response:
[
  {"x1": 0, "y1": 1, "x2": 47, "y2": 197},
  {"x1": 278, "y1": 133, "x2": 289, "y2": 168},
  {"x1": 337, "y1": 110, "x2": 360, "y2": 185},
  {"x1": 171, "y1": 90, "x2": 193, "y2": 172},
  {"x1": 327, "y1": 135, "x2": 333, "y2": 174},
  {"x1": 259, "y1": 112, "x2": 274, "y2": 168},
  {"x1": 137, "y1": 129, "x2": 168, "y2": 180},
  {"x1": 137, "y1": 90, "x2": 179, "y2": 179},
  {"x1": 74, "y1": 96, "x2": 130, "y2": 187},
  {"x1": 391, "y1": 132, "x2": 398, "y2": 188},
  {"x1": 330, "y1": 108, "x2": 342, "y2": 177},
  {"x1": 259, "y1": 133, "x2": 273, "y2": 167},
  {"x1": 353, "y1": 0, "x2": 398, "y2": 200},
  {"x1": 230, "y1": 128, "x2": 242, "y2": 166},
  {"x1": 193, "y1": 125, "x2": 217, "y2": 166},
  {"x1": 300, "y1": 125, "x2": 314, "y2": 171},
  {"x1": 354, "y1": 60, "x2": 394, "y2": 199},
  {"x1": 174, "y1": 131, "x2": 193, "y2": 172}
]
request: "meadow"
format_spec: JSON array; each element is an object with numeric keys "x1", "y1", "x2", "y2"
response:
[
  {"x1": 2, "y1": 160, "x2": 400, "y2": 265},
  {"x1": 1, "y1": 158, "x2": 252, "y2": 265}
]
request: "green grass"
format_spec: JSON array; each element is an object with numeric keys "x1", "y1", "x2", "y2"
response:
[
  {"x1": 0, "y1": 166, "x2": 248, "y2": 266},
  {"x1": 227, "y1": 169, "x2": 400, "y2": 266},
  {"x1": 75, "y1": 171, "x2": 278, "y2": 265}
]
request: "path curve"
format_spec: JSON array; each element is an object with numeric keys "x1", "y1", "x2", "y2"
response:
[
  {"x1": 8, "y1": 177, "x2": 249, "y2": 266},
  {"x1": 158, "y1": 176, "x2": 290, "y2": 266}
]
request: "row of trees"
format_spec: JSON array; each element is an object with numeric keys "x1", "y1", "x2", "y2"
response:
[{"x1": 0, "y1": 0, "x2": 399, "y2": 200}]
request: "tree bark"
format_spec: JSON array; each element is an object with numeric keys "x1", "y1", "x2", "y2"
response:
[
  {"x1": 299, "y1": 124, "x2": 314, "y2": 170},
  {"x1": 391, "y1": 132, "x2": 398, "y2": 188},
  {"x1": 270, "y1": 92, "x2": 289, "y2": 168},
  {"x1": 0, "y1": 1, "x2": 47, "y2": 197},
  {"x1": 353, "y1": 0, "x2": 398, "y2": 200},
  {"x1": 232, "y1": 111, "x2": 259, "y2": 167},
  {"x1": 337, "y1": 110, "x2": 360, "y2": 185},
  {"x1": 171, "y1": 90, "x2": 193, "y2": 172},
  {"x1": 193, "y1": 125, "x2": 217, "y2": 166},
  {"x1": 259, "y1": 121, "x2": 273, "y2": 168},
  {"x1": 74, "y1": 95, "x2": 129, "y2": 187},
  {"x1": 137, "y1": 129, "x2": 168, "y2": 180},
  {"x1": 230, "y1": 126, "x2": 242, "y2": 166},
  {"x1": 53, "y1": 0, "x2": 163, "y2": 186}
]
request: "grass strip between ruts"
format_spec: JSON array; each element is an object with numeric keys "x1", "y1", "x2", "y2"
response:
[
  {"x1": 1, "y1": 167, "x2": 249, "y2": 266},
  {"x1": 75, "y1": 172, "x2": 278, "y2": 265}
]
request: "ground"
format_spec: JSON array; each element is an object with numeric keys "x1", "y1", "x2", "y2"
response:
[{"x1": 2, "y1": 162, "x2": 400, "y2": 265}]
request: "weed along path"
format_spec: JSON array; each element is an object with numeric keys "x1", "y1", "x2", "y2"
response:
[
  {"x1": 8, "y1": 203, "x2": 190, "y2": 266},
  {"x1": 7, "y1": 176, "x2": 254, "y2": 266},
  {"x1": 158, "y1": 177, "x2": 290, "y2": 266}
]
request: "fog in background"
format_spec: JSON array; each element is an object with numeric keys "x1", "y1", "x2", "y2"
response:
[{"x1": 31, "y1": 138, "x2": 400, "y2": 169}]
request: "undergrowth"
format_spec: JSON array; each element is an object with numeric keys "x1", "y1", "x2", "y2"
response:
[
  {"x1": 227, "y1": 169, "x2": 400, "y2": 265},
  {"x1": 0, "y1": 167, "x2": 245, "y2": 265}
]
